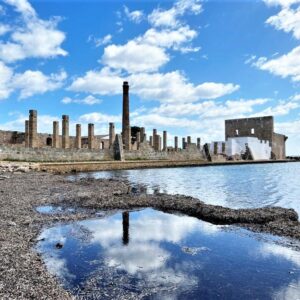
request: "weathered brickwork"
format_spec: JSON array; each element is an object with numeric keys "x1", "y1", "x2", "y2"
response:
[
  {"x1": 225, "y1": 116, "x2": 287, "y2": 159},
  {"x1": 0, "y1": 145, "x2": 113, "y2": 162}
]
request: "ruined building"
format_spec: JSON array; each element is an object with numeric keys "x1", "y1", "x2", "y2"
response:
[
  {"x1": 225, "y1": 116, "x2": 287, "y2": 160},
  {"x1": 0, "y1": 82, "x2": 203, "y2": 162},
  {"x1": 0, "y1": 82, "x2": 288, "y2": 162}
]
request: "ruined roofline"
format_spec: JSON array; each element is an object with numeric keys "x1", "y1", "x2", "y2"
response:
[{"x1": 225, "y1": 116, "x2": 274, "y2": 122}]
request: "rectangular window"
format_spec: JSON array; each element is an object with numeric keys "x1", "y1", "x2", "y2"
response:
[{"x1": 251, "y1": 128, "x2": 255, "y2": 134}]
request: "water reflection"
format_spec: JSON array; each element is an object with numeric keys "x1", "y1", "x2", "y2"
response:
[
  {"x1": 122, "y1": 212, "x2": 129, "y2": 246},
  {"x1": 72, "y1": 162, "x2": 300, "y2": 215},
  {"x1": 37, "y1": 209, "x2": 300, "y2": 299}
]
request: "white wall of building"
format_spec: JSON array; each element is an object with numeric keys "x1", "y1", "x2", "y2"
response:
[{"x1": 225, "y1": 137, "x2": 271, "y2": 160}]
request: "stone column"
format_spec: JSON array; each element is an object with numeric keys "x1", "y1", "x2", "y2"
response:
[
  {"x1": 136, "y1": 131, "x2": 141, "y2": 143},
  {"x1": 187, "y1": 136, "x2": 191, "y2": 144},
  {"x1": 75, "y1": 124, "x2": 81, "y2": 149},
  {"x1": 153, "y1": 129, "x2": 157, "y2": 139},
  {"x1": 53, "y1": 121, "x2": 59, "y2": 148},
  {"x1": 62, "y1": 115, "x2": 69, "y2": 149},
  {"x1": 159, "y1": 136, "x2": 162, "y2": 152},
  {"x1": 140, "y1": 127, "x2": 145, "y2": 142},
  {"x1": 25, "y1": 120, "x2": 29, "y2": 147},
  {"x1": 214, "y1": 142, "x2": 218, "y2": 155},
  {"x1": 153, "y1": 134, "x2": 159, "y2": 151},
  {"x1": 163, "y1": 131, "x2": 167, "y2": 151},
  {"x1": 174, "y1": 136, "x2": 178, "y2": 151},
  {"x1": 29, "y1": 110, "x2": 37, "y2": 148},
  {"x1": 197, "y1": 138, "x2": 201, "y2": 150},
  {"x1": 88, "y1": 123, "x2": 95, "y2": 149},
  {"x1": 109, "y1": 122, "x2": 115, "y2": 148},
  {"x1": 122, "y1": 81, "x2": 131, "y2": 150},
  {"x1": 150, "y1": 136, "x2": 153, "y2": 147},
  {"x1": 182, "y1": 137, "x2": 186, "y2": 150},
  {"x1": 143, "y1": 133, "x2": 147, "y2": 143},
  {"x1": 222, "y1": 142, "x2": 226, "y2": 153}
]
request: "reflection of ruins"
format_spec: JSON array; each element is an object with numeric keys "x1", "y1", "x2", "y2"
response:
[
  {"x1": 0, "y1": 81, "x2": 287, "y2": 162},
  {"x1": 122, "y1": 212, "x2": 129, "y2": 246}
]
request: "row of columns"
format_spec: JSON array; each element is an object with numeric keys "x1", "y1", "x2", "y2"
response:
[
  {"x1": 25, "y1": 110, "x2": 116, "y2": 150},
  {"x1": 148, "y1": 129, "x2": 201, "y2": 152}
]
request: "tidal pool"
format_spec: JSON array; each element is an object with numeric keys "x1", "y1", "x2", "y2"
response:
[
  {"x1": 37, "y1": 208, "x2": 300, "y2": 299},
  {"x1": 70, "y1": 162, "x2": 300, "y2": 215}
]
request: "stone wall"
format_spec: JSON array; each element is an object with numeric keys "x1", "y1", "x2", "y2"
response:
[
  {"x1": 0, "y1": 145, "x2": 113, "y2": 162},
  {"x1": 124, "y1": 142, "x2": 205, "y2": 161},
  {"x1": 0, "y1": 130, "x2": 109, "y2": 149},
  {"x1": 272, "y1": 133, "x2": 287, "y2": 160},
  {"x1": 225, "y1": 116, "x2": 274, "y2": 144},
  {"x1": 0, "y1": 130, "x2": 25, "y2": 145}
]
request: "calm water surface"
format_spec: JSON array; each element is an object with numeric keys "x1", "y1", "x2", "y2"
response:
[
  {"x1": 72, "y1": 162, "x2": 300, "y2": 215},
  {"x1": 37, "y1": 208, "x2": 300, "y2": 299}
]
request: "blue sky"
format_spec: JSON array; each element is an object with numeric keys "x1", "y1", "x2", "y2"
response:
[{"x1": 1, "y1": 0, "x2": 300, "y2": 154}]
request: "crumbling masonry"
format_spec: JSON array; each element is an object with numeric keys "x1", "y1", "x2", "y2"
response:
[{"x1": 0, "y1": 82, "x2": 287, "y2": 162}]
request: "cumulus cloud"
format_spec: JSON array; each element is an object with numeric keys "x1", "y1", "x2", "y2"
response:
[
  {"x1": 62, "y1": 95, "x2": 102, "y2": 105},
  {"x1": 0, "y1": 24, "x2": 10, "y2": 35},
  {"x1": 0, "y1": 0, "x2": 67, "y2": 62},
  {"x1": 13, "y1": 69, "x2": 67, "y2": 99},
  {"x1": 148, "y1": 0, "x2": 202, "y2": 28},
  {"x1": 0, "y1": 61, "x2": 13, "y2": 99},
  {"x1": 124, "y1": 6, "x2": 144, "y2": 23},
  {"x1": 101, "y1": 41, "x2": 169, "y2": 73},
  {"x1": 266, "y1": 7, "x2": 300, "y2": 39},
  {"x1": 0, "y1": 62, "x2": 67, "y2": 100},
  {"x1": 79, "y1": 112, "x2": 121, "y2": 124},
  {"x1": 69, "y1": 68, "x2": 239, "y2": 103},
  {"x1": 263, "y1": 0, "x2": 300, "y2": 7},
  {"x1": 136, "y1": 26, "x2": 199, "y2": 52},
  {"x1": 254, "y1": 46, "x2": 300, "y2": 81}
]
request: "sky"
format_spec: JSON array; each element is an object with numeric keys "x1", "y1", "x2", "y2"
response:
[{"x1": 0, "y1": 0, "x2": 300, "y2": 155}]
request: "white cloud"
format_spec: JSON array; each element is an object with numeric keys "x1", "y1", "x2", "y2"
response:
[
  {"x1": 263, "y1": 0, "x2": 300, "y2": 7},
  {"x1": 129, "y1": 72, "x2": 239, "y2": 103},
  {"x1": 257, "y1": 100, "x2": 299, "y2": 116},
  {"x1": 124, "y1": 6, "x2": 144, "y2": 23},
  {"x1": 62, "y1": 95, "x2": 102, "y2": 105},
  {"x1": 148, "y1": 0, "x2": 202, "y2": 28},
  {"x1": 254, "y1": 46, "x2": 300, "y2": 81},
  {"x1": 4, "y1": 0, "x2": 36, "y2": 18},
  {"x1": 0, "y1": 0, "x2": 67, "y2": 62},
  {"x1": 68, "y1": 67, "x2": 123, "y2": 96},
  {"x1": 0, "y1": 24, "x2": 10, "y2": 35},
  {"x1": 79, "y1": 112, "x2": 121, "y2": 124},
  {"x1": 12, "y1": 69, "x2": 67, "y2": 99},
  {"x1": 137, "y1": 26, "x2": 199, "y2": 52},
  {"x1": 69, "y1": 68, "x2": 239, "y2": 103},
  {"x1": 101, "y1": 40, "x2": 169, "y2": 73},
  {"x1": 266, "y1": 7, "x2": 300, "y2": 39},
  {"x1": 88, "y1": 34, "x2": 112, "y2": 47},
  {"x1": 133, "y1": 113, "x2": 199, "y2": 128},
  {"x1": 0, "y1": 61, "x2": 13, "y2": 99}
]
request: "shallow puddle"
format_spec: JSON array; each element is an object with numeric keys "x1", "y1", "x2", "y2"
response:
[
  {"x1": 36, "y1": 205, "x2": 75, "y2": 214},
  {"x1": 37, "y1": 208, "x2": 300, "y2": 299}
]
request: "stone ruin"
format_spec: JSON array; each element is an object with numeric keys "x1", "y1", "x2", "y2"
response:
[
  {"x1": 0, "y1": 81, "x2": 287, "y2": 162},
  {"x1": 0, "y1": 82, "x2": 204, "y2": 162}
]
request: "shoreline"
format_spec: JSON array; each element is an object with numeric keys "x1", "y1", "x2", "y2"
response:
[
  {"x1": 39, "y1": 158, "x2": 295, "y2": 173},
  {"x1": 0, "y1": 170, "x2": 300, "y2": 299}
]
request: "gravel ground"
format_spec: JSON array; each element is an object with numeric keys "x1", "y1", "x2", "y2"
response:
[{"x1": 0, "y1": 170, "x2": 299, "y2": 299}]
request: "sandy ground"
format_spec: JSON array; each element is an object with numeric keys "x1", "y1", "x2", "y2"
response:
[{"x1": 0, "y1": 170, "x2": 299, "y2": 299}]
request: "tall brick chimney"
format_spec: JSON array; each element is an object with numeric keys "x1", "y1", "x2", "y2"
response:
[{"x1": 122, "y1": 81, "x2": 131, "y2": 150}]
